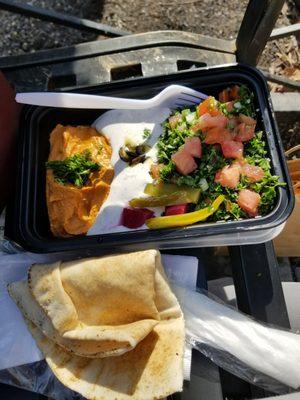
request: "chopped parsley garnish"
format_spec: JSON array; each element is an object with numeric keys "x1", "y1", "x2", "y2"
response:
[
  {"x1": 97, "y1": 144, "x2": 103, "y2": 155},
  {"x1": 143, "y1": 128, "x2": 152, "y2": 140},
  {"x1": 46, "y1": 151, "x2": 101, "y2": 188}
]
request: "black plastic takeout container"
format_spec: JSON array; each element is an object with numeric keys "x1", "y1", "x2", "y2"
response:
[{"x1": 5, "y1": 64, "x2": 294, "y2": 253}]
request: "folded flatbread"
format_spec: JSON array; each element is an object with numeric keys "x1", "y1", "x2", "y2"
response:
[
  {"x1": 8, "y1": 250, "x2": 184, "y2": 400},
  {"x1": 9, "y1": 279, "x2": 158, "y2": 358}
]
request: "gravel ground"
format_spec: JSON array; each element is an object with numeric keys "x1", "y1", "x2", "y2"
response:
[
  {"x1": 0, "y1": 1, "x2": 99, "y2": 55},
  {"x1": 0, "y1": 0, "x2": 248, "y2": 56},
  {"x1": 100, "y1": 0, "x2": 247, "y2": 39},
  {"x1": 0, "y1": 0, "x2": 295, "y2": 55}
]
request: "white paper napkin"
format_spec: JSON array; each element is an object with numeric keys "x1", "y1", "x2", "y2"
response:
[{"x1": 0, "y1": 251, "x2": 198, "y2": 374}]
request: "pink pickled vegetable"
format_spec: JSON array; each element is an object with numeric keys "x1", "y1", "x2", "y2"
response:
[
  {"x1": 165, "y1": 204, "x2": 188, "y2": 216},
  {"x1": 121, "y1": 207, "x2": 154, "y2": 229}
]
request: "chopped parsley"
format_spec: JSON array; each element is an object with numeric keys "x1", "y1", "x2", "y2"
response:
[
  {"x1": 97, "y1": 144, "x2": 103, "y2": 155},
  {"x1": 142, "y1": 128, "x2": 152, "y2": 140},
  {"x1": 46, "y1": 151, "x2": 101, "y2": 188}
]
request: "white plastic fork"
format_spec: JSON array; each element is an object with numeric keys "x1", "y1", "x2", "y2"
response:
[{"x1": 15, "y1": 84, "x2": 207, "y2": 110}]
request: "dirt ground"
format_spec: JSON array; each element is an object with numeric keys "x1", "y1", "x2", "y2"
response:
[
  {"x1": 0, "y1": 0, "x2": 249, "y2": 56},
  {"x1": 0, "y1": 0, "x2": 299, "y2": 88}
]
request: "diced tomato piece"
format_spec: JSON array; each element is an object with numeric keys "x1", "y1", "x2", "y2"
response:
[
  {"x1": 229, "y1": 85, "x2": 240, "y2": 100},
  {"x1": 190, "y1": 122, "x2": 202, "y2": 133},
  {"x1": 121, "y1": 207, "x2": 154, "y2": 228},
  {"x1": 215, "y1": 164, "x2": 240, "y2": 189},
  {"x1": 171, "y1": 149, "x2": 197, "y2": 175},
  {"x1": 169, "y1": 114, "x2": 182, "y2": 129},
  {"x1": 191, "y1": 113, "x2": 228, "y2": 133},
  {"x1": 184, "y1": 136, "x2": 202, "y2": 158},
  {"x1": 197, "y1": 113, "x2": 228, "y2": 130},
  {"x1": 197, "y1": 96, "x2": 221, "y2": 117},
  {"x1": 204, "y1": 127, "x2": 232, "y2": 144},
  {"x1": 165, "y1": 204, "x2": 188, "y2": 216},
  {"x1": 234, "y1": 123, "x2": 255, "y2": 142},
  {"x1": 225, "y1": 101, "x2": 235, "y2": 112},
  {"x1": 150, "y1": 163, "x2": 161, "y2": 180},
  {"x1": 227, "y1": 117, "x2": 239, "y2": 130},
  {"x1": 192, "y1": 124, "x2": 211, "y2": 134},
  {"x1": 239, "y1": 114, "x2": 256, "y2": 126},
  {"x1": 241, "y1": 163, "x2": 264, "y2": 182},
  {"x1": 219, "y1": 89, "x2": 230, "y2": 103},
  {"x1": 218, "y1": 86, "x2": 240, "y2": 102},
  {"x1": 209, "y1": 109, "x2": 221, "y2": 118},
  {"x1": 234, "y1": 160, "x2": 265, "y2": 183},
  {"x1": 237, "y1": 189, "x2": 261, "y2": 217},
  {"x1": 221, "y1": 140, "x2": 244, "y2": 159}
]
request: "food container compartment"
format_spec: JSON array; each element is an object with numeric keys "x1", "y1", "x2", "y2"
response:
[{"x1": 5, "y1": 64, "x2": 294, "y2": 253}]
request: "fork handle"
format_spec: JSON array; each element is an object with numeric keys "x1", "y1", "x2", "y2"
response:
[{"x1": 15, "y1": 92, "x2": 151, "y2": 109}]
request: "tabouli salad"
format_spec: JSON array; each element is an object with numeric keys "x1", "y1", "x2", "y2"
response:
[{"x1": 121, "y1": 85, "x2": 284, "y2": 230}]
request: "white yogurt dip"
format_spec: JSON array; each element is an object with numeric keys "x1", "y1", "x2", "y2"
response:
[{"x1": 87, "y1": 107, "x2": 171, "y2": 235}]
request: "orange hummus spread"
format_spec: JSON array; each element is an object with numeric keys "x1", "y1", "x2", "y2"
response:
[{"x1": 46, "y1": 124, "x2": 114, "y2": 237}]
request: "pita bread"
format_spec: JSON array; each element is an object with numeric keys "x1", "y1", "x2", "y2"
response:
[
  {"x1": 26, "y1": 317, "x2": 183, "y2": 400},
  {"x1": 27, "y1": 252, "x2": 162, "y2": 357},
  {"x1": 9, "y1": 250, "x2": 184, "y2": 399},
  {"x1": 29, "y1": 252, "x2": 160, "y2": 330},
  {"x1": 8, "y1": 281, "x2": 158, "y2": 358},
  {"x1": 28, "y1": 261, "x2": 78, "y2": 333}
]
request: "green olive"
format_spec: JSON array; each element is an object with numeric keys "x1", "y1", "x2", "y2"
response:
[
  {"x1": 136, "y1": 144, "x2": 151, "y2": 155},
  {"x1": 119, "y1": 146, "x2": 131, "y2": 162},
  {"x1": 119, "y1": 142, "x2": 151, "y2": 165}
]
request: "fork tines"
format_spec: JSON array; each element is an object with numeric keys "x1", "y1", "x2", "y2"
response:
[{"x1": 174, "y1": 91, "x2": 207, "y2": 108}]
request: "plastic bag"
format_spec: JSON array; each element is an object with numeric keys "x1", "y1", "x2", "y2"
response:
[
  {"x1": 173, "y1": 283, "x2": 300, "y2": 395},
  {"x1": 0, "y1": 361, "x2": 82, "y2": 399}
]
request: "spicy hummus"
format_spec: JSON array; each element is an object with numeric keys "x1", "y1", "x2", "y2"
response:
[{"x1": 46, "y1": 124, "x2": 114, "y2": 237}]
